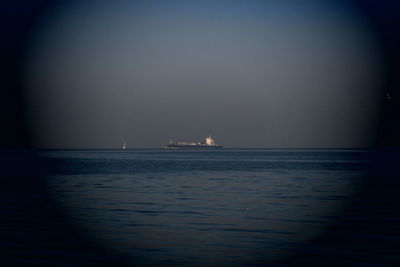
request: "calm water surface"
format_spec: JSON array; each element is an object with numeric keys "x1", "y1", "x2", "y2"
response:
[{"x1": 41, "y1": 149, "x2": 368, "y2": 265}]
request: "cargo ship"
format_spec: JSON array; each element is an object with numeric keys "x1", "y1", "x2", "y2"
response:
[{"x1": 165, "y1": 136, "x2": 223, "y2": 149}]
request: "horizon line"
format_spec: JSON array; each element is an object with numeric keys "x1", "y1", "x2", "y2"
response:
[{"x1": 21, "y1": 146, "x2": 375, "y2": 150}]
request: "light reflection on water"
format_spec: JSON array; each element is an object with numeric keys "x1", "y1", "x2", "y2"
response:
[{"x1": 44, "y1": 149, "x2": 367, "y2": 265}]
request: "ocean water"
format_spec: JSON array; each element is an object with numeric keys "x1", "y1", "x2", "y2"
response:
[{"x1": 40, "y1": 149, "x2": 369, "y2": 265}]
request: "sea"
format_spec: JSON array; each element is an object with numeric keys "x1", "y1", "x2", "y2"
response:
[
  {"x1": 2, "y1": 148, "x2": 400, "y2": 265},
  {"x1": 39, "y1": 149, "x2": 373, "y2": 265}
]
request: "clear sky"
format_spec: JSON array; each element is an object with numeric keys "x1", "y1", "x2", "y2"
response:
[{"x1": 24, "y1": 0, "x2": 384, "y2": 148}]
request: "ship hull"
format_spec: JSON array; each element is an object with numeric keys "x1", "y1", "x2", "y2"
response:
[{"x1": 165, "y1": 145, "x2": 223, "y2": 150}]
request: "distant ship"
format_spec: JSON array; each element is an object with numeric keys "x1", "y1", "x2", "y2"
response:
[{"x1": 166, "y1": 136, "x2": 223, "y2": 149}]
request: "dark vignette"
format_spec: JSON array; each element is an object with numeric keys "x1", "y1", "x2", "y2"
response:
[{"x1": 1, "y1": 0, "x2": 399, "y2": 265}]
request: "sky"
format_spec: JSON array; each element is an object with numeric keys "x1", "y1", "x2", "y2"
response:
[{"x1": 23, "y1": 0, "x2": 384, "y2": 148}]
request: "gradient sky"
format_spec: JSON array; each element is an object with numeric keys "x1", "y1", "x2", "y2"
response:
[{"x1": 24, "y1": 0, "x2": 384, "y2": 148}]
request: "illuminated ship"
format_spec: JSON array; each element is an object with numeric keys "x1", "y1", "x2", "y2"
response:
[{"x1": 165, "y1": 136, "x2": 223, "y2": 149}]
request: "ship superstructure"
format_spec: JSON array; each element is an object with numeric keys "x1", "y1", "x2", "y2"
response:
[{"x1": 166, "y1": 136, "x2": 223, "y2": 149}]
